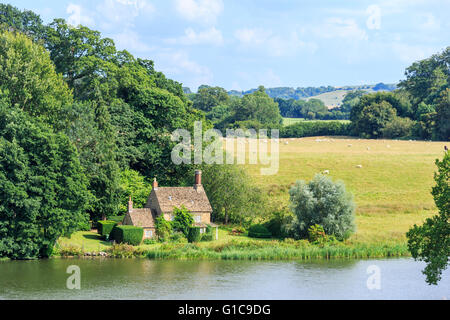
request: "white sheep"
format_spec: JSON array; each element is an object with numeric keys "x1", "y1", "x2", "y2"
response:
[
  {"x1": 356, "y1": 165, "x2": 363, "y2": 168},
  {"x1": 322, "y1": 170, "x2": 330, "y2": 174}
]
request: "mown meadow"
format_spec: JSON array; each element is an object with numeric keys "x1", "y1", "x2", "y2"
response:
[{"x1": 245, "y1": 136, "x2": 447, "y2": 245}]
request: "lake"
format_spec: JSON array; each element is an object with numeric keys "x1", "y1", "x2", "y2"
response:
[{"x1": 0, "y1": 258, "x2": 448, "y2": 300}]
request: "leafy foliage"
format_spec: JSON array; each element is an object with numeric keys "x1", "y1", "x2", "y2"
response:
[
  {"x1": 287, "y1": 174, "x2": 356, "y2": 240},
  {"x1": 407, "y1": 152, "x2": 449, "y2": 284},
  {"x1": 172, "y1": 206, "x2": 194, "y2": 237},
  {"x1": 248, "y1": 224, "x2": 272, "y2": 238},
  {"x1": 202, "y1": 163, "x2": 268, "y2": 224},
  {"x1": 0, "y1": 105, "x2": 89, "y2": 259},
  {"x1": 187, "y1": 227, "x2": 201, "y2": 243},
  {"x1": 0, "y1": 31, "x2": 72, "y2": 125}
]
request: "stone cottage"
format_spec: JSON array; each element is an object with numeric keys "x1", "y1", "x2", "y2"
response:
[{"x1": 122, "y1": 170, "x2": 214, "y2": 239}]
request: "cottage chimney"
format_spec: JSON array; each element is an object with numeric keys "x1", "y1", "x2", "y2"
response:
[
  {"x1": 152, "y1": 177, "x2": 158, "y2": 190},
  {"x1": 194, "y1": 170, "x2": 202, "y2": 190},
  {"x1": 128, "y1": 196, "x2": 133, "y2": 213}
]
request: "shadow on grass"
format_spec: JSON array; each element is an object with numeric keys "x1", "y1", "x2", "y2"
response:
[{"x1": 83, "y1": 234, "x2": 102, "y2": 240}]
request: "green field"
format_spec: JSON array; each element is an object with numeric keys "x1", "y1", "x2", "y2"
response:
[{"x1": 245, "y1": 136, "x2": 446, "y2": 244}]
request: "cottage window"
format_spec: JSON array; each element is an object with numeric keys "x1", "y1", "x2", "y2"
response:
[
  {"x1": 145, "y1": 230, "x2": 153, "y2": 238},
  {"x1": 194, "y1": 215, "x2": 201, "y2": 223}
]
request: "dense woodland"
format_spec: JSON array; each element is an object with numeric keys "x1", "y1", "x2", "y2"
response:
[{"x1": 0, "y1": 4, "x2": 448, "y2": 259}]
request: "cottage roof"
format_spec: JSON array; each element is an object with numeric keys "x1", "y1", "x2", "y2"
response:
[
  {"x1": 127, "y1": 208, "x2": 155, "y2": 228},
  {"x1": 154, "y1": 186, "x2": 213, "y2": 213}
]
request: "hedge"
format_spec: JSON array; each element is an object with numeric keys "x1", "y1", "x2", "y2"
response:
[
  {"x1": 248, "y1": 224, "x2": 272, "y2": 238},
  {"x1": 110, "y1": 225, "x2": 144, "y2": 246},
  {"x1": 108, "y1": 215, "x2": 125, "y2": 224},
  {"x1": 280, "y1": 121, "x2": 351, "y2": 138},
  {"x1": 187, "y1": 227, "x2": 201, "y2": 243},
  {"x1": 97, "y1": 221, "x2": 118, "y2": 239}
]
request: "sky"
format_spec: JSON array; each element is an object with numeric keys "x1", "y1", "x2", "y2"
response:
[{"x1": 6, "y1": 0, "x2": 450, "y2": 92}]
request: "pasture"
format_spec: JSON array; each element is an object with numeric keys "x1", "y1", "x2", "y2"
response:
[{"x1": 244, "y1": 136, "x2": 447, "y2": 244}]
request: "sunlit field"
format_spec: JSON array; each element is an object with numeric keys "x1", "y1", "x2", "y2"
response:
[{"x1": 243, "y1": 136, "x2": 447, "y2": 244}]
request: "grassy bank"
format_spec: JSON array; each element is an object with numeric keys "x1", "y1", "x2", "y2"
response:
[{"x1": 56, "y1": 229, "x2": 409, "y2": 260}]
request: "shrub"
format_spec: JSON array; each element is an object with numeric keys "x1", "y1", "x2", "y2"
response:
[
  {"x1": 155, "y1": 215, "x2": 173, "y2": 241},
  {"x1": 288, "y1": 174, "x2": 356, "y2": 240},
  {"x1": 172, "y1": 206, "x2": 194, "y2": 236},
  {"x1": 381, "y1": 116, "x2": 415, "y2": 139},
  {"x1": 77, "y1": 220, "x2": 91, "y2": 231},
  {"x1": 143, "y1": 239, "x2": 157, "y2": 245},
  {"x1": 264, "y1": 208, "x2": 292, "y2": 238},
  {"x1": 248, "y1": 224, "x2": 272, "y2": 238},
  {"x1": 110, "y1": 225, "x2": 143, "y2": 246},
  {"x1": 97, "y1": 221, "x2": 118, "y2": 239},
  {"x1": 169, "y1": 231, "x2": 187, "y2": 243},
  {"x1": 308, "y1": 224, "x2": 328, "y2": 245},
  {"x1": 106, "y1": 244, "x2": 135, "y2": 258},
  {"x1": 201, "y1": 233, "x2": 214, "y2": 242},
  {"x1": 108, "y1": 215, "x2": 125, "y2": 224},
  {"x1": 187, "y1": 227, "x2": 201, "y2": 243}
]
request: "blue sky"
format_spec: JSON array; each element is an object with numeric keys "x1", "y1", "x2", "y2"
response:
[{"x1": 6, "y1": 0, "x2": 450, "y2": 91}]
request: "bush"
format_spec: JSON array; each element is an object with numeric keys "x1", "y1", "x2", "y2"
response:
[
  {"x1": 169, "y1": 231, "x2": 187, "y2": 243},
  {"x1": 97, "y1": 221, "x2": 118, "y2": 239},
  {"x1": 172, "y1": 206, "x2": 194, "y2": 236},
  {"x1": 201, "y1": 233, "x2": 214, "y2": 242},
  {"x1": 143, "y1": 239, "x2": 157, "y2": 245},
  {"x1": 264, "y1": 208, "x2": 292, "y2": 238},
  {"x1": 108, "y1": 215, "x2": 125, "y2": 224},
  {"x1": 381, "y1": 117, "x2": 415, "y2": 139},
  {"x1": 187, "y1": 227, "x2": 201, "y2": 243},
  {"x1": 288, "y1": 174, "x2": 356, "y2": 240},
  {"x1": 110, "y1": 225, "x2": 143, "y2": 246},
  {"x1": 308, "y1": 224, "x2": 327, "y2": 245},
  {"x1": 77, "y1": 220, "x2": 91, "y2": 231},
  {"x1": 248, "y1": 224, "x2": 272, "y2": 238},
  {"x1": 155, "y1": 215, "x2": 173, "y2": 241}
]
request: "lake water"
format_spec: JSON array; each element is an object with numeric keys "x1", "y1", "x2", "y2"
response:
[{"x1": 0, "y1": 258, "x2": 448, "y2": 300}]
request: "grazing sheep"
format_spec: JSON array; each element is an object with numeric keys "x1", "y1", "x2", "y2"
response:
[
  {"x1": 356, "y1": 165, "x2": 363, "y2": 168},
  {"x1": 386, "y1": 145, "x2": 391, "y2": 148},
  {"x1": 367, "y1": 147, "x2": 370, "y2": 151},
  {"x1": 285, "y1": 141, "x2": 289, "y2": 145},
  {"x1": 347, "y1": 144, "x2": 352, "y2": 147},
  {"x1": 322, "y1": 170, "x2": 330, "y2": 174}
]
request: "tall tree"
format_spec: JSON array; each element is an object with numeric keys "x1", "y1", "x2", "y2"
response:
[
  {"x1": 0, "y1": 31, "x2": 72, "y2": 125},
  {"x1": 0, "y1": 104, "x2": 89, "y2": 259}
]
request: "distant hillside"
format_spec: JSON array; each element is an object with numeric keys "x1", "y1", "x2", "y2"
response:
[
  {"x1": 228, "y1": 83, "x2": 396, "y2": 109},
  {"x1": 184, "y1": 83, "x2": 397, "y2": 109},
  {"x1": 228, "y1": 82, "x2": 396, "y2": 99}
]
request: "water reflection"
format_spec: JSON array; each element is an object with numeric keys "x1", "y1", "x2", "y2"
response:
[{"x1": 0, "y1": 258, "x2": 448, "y2": 300}]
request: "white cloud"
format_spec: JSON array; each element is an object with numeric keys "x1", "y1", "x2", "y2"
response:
[
  {"x1": 234, "y1": 28, "x2": 317, "y2": 57},
  {"x1": 98, "y1": 0, "x2": 154, "y2": 29},
  {"x1": 175, "y1": 0, "x2": 224, "y2": 25},
  {"x1": 316, "y1": 18, "x2": 368, "y2": 41},
  {"x1": 156, "y1": 50, "x2": 213, "y2": 89},
  {"x1": 114, "y1": 29, "x2": 153, "y2": 52},
  {"x1": 420, "y1": 13, "x2": 440, "y2": 30},
  {"x1": 391, "y1": 43, "x2": 439, "y2": 64},
  {"x1": 166, "y1": 27, "x2": 224, "y2": 46},
  {"x1": 66, "y1": 4, "x2": 94, "y2": 27}
]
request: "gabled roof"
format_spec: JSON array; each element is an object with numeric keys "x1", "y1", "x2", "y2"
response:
[
  {"x1": 153, "y1": 186, "x2": 213, "y2": 213},
  {"x1": 127, "y1": 208, "x2": 155, "y2": 228}
]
